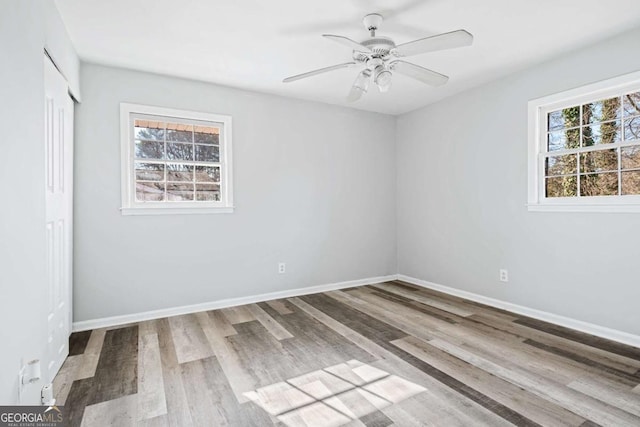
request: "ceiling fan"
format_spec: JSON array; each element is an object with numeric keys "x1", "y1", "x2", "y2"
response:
[{"x1": 283, "y1": 13, "x2": 473, "y2": 102}]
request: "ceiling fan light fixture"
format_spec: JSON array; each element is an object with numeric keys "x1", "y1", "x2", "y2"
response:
[
  {"x1": 355, "y1": 69, "x2": 372, "y2": 94},
  {"x1": 378, "y1": 80, "x2": 391, "y2": 93},
  {"x1": 374, "y1": 66, "x2": 392, "y2": 92}
]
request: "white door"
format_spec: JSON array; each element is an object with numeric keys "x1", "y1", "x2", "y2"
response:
[{"x1": 44, "y1": 55, "x2": 74, "y2": 382}]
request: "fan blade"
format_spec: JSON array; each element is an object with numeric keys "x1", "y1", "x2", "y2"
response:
[
  {"x1": 323, "y1": 34, "x2": 371, "y2": 52},
  {"x1": 390, "y1": 60, "x2": 448, "y2": 86},
  {"x1": 283, "y1": 62, "x2": 357, "y2": 83},
  {"x1": 394, "y1": 30, "x2": 473, "y2": 57},
  {"x1": 346, "y1": 70, "x2": 371, "y2": 102}
]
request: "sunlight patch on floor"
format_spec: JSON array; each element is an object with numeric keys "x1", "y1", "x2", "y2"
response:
[{"x1": 244, "y1": 359, "x2": 426, "y2": 427}]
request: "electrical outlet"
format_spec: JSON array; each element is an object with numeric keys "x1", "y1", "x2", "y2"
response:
[
  {"x1": 499, "y1": 269, "x2": 509, "y2": 282},
  {"x1": 278, "y1": 263, "x2": 286, "y2": 274}
]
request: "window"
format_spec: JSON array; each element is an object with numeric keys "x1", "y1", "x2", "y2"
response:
[
  {"x1": 528, "y1": 72, "x2": 640, "y2": 212},
  {"x1": 120, "y1": 103, "x2": 233, "y2": 215}
]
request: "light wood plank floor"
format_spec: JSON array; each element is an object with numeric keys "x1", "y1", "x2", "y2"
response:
[{"x1": 54, "y1": 281, "x2": 640, "y2": 426}]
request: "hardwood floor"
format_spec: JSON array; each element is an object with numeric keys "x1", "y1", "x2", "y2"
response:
[{"x1": 53, "y1": 281, "x2": 640, "y2": 426}]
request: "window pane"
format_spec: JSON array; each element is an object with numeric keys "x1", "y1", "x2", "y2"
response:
[
  {"x1": 196, "y1": 183, "x2": 220, "y2": 201},
  {"x1": 546, "y1": 154, "x2": 576, "y2": 176},
  {"x1": 579, "y1": 149, "x2": 618, "y2": 173},
  {"x1": 582, "y1": 121, "x2": 621, "y2": 146},
  {"x1": 624, "y1": 117, "x2": 640, "y2": 141},
  {"x1": 582, "y1": 97, "x2": 621, "y2": 124},
  {"x1": 135, "y1": 162, "x2": 164, "y2": 181},
  {"x1": 195, "y1": 144, "x2": 220, "y2": 162},
  {"x1": 621, "y1": 170, "x2": 640, "y2": 195},
  {"x1": 130, "y1": 113, "x2": 229, "y2": 206},
  {"x1": 166, "y1": 123, "x2": 193, "y2": 142},
  {"x1": 547, "y1": 106, "x2": 579, "y2": 131},
  {"x1": 134, "y1": 121, "x2": 165, "y2": 141},
  {"x1": 135, "y1": 141, "x2": 165, "y2": 159},
  {"x1": 548, "y1": 128, "x2": 580, "y2": 151},
  {"x1": 167, "y1": 142, "x2": 194, "y2": 160},
  {"x1": 194, "y1": 126, "x2": 220, "y2": 144},
  {"x1": 167, "y1": 163, "x2": 194, "y2": 182},
  {"x1": 623, "y1": 92, "x2": 640, "y2": 117},
  {"x1": 580, "y1": 172, "x2": 618, "y2": 196},
  {"x1": 195, "y1": 165, "x2": 220, "y2": 182},
  {"x1": 167, "y1": 183, "x2": 194, "y2": 201},
  {"x1": 621, "y1": 146, "x2": 640, "y2": 170},
  {"x1": 136, "y1": 181, "x2": 165, "y2": 201},
  {"x1": 546, "y1": 176, "x2": 577, "y2": 197}
]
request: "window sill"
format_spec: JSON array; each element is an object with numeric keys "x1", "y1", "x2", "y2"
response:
[
  {"x1": 527, "y1": 203, "x2": 640, "y2": 213},
  {"x1": 121, "y1": 206, "x2": 234, "y2": 216}
]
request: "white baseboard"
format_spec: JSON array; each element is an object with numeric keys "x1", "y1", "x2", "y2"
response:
[
  {"x1": 398, "y1": 274, "x2": 640, "y2": 349},
  {"x1": 73, "y1": 272, "x2": 640, "y2": 349},
  {"x1": 72, "y1": 274, "x2": 398, "y2": 332}
]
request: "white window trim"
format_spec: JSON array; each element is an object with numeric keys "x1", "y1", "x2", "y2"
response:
[
  {"x1": 120, "y1": 103, "x2": 234, "y2": 215},
  {"x1": 527, "y1": 70, "x2": 640, "y2": 213}
]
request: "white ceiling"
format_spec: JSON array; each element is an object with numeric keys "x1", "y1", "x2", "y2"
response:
[{"x1": 56, "y1": 0, "x2": 640, "y2": 115}]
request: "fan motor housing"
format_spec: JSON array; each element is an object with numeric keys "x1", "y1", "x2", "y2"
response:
[{"x1": 354, "y1": 37, "x2": 396, "y2": 62}]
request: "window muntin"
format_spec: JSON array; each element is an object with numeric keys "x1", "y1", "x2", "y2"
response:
[
  {"x1": 133, "y1": 118, "x2": 221, "y2": 202},
  {"x1": 543, "y1": 91, "x2": 640, "y2": 199},
  {"x1": 121, "y1": 104, "x2": 233, "y2": 214},
  {"x1": 528, "y1": 76, "x2": 640, "y2": 212}
]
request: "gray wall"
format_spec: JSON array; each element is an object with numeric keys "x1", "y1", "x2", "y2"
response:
[
  {"x1": 0, "y1": 0, "x2": 79, "y2": 404},
  {"x1": 397, "y1": 26, "x2": 640, "y2": 335},
  {"x1": 43, "y1": 0, "x2": 81, "y2": 99},
  {"x1": 74, "y1": 63, "x2": 397, "y2": 322}
]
